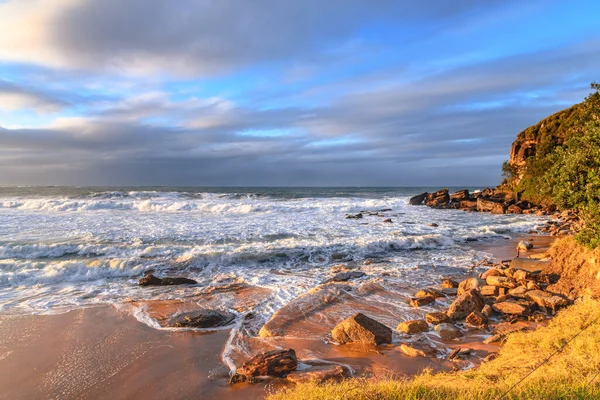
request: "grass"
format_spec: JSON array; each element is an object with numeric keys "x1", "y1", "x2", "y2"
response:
[{"x1": 267, "y1": 298, "x2": 600, "y2": 400}]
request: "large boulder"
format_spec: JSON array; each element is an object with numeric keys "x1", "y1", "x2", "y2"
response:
[
  {"x1": 447, "y1": 289, "x2": 485, "y2": 320},
  {"x1": 526, "y1": 290, "x2": 568, "y2": 311},
  {"x1": 459, "y1": 200, "x2": 478, "y2": 211},
  {"x1": 492, "y1": 301, "x2": 530, "y2": 316},
  {"x1": 166, "y1": 310, "x2": 236, "y2": 328},
  {"x1": 426, "y1": 189, "x2": 450, "y2": 208},
  {"x1": 139, "y1": 273, "x2": 197, "y2": 286},
  {"x1": 397, "y1": 319, "x2": 429, "y2": 334},
  {"x1": 450, "y1": 189, "x2": 470, "y2": 202},
  {"x1": 331, "y1": 313, "x2": 392, "y2": 345},
  {"x1": 458, "y1": 277, "x2": 485, "y2": 296},
  {"x1": 434, "y1": 323, "x2": 463, "y2": 340},
  {"x1": 409, "y1": 192, "x2": 428, "y2": 205},
  {"x1": 477, "y1": 198, "x2": 506, "y2": 214},
  {"x1": 426, "y1": 312, "x2": 450, "y2": 324},
  {"x1": 233, "y1": 349, "x2": 297, "y2": 382}
]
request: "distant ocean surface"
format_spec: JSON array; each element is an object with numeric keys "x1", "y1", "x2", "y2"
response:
[{"x1": 0, "y1": 186, "x2": 545, "y2": 322}]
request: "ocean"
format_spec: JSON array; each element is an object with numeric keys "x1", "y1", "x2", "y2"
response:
[{"x1": 0, "y1": 186, "x2": 544, "y2": 330}]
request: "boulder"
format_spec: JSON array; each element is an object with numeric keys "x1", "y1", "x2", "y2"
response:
[
  {"x1": 346, "y1": 213, "x2": 363, "y2": 219},
  {"x1": 441, "y1": 288, "x2": 458, "y2": 296},
  {"x1": 507, "y1": 205, "x2": 523, "y2": 214},
  {"x1": 325, "y1": 271, "x2": 365, "y2": 283},
  {"x1": 233, "y1": 349, "x2": 297, "y2": 382},
  {"x1": 508, "y1": 287, "x2": 528, "y2": 298},
  {"x1": 397, "y1": 340, "x2": 438, "y2": 357},
  {"x1": 481, "y1": 304, "x2": 493, "y2": 318},
  {"x1": 410, "y1": 295, "x2": 435, "y2": 307},
  {"x1": 477, "y1": 198, "x2": 506, "y2": 214},
  {"x1": 426, "y1": 312, "x2": 450, "y2": 324},
  {"x1": 492, "y1": 301, "x2": 530, "y2": 316},
  {"x1": 450, "y1": 189, "x2": 470, "y2": 202},
  {"x1": 167, "y1": 310, "x2": 236, "y2": 328},
  {"x1": 481, "y1": 268, "x2": 502, "y2": 279},
  {"x1": 331, "y1": 313, "x2": 392, "y2": 345},
  {"x1": 480, "y1": 285, "x2": 499, "y2": 297},
  {"x1": 526, "y1": 290, "x2": 568, "y2": 311},
  {"x1": 441, "y1": 279, "x2": 459, "y2": 289},
  {"x1": 465, "y1": 311, "x2": 488, "y2": 327},
  {"x1": 447, "y1": 289, "x2": 485, "y2": 320},
  {"x1": 429, "y1": 223, "x2": 439, "y2": 227},
  {"x1": 139, "y1": 274, "x2": 197, "y2": 286},
  {"x1": 426, "y1": 189, "x2": 450, "y2": 208},
  {"x1": 434, "y1": 323, "x2": 463, "y2": 340},
  {"x1": 486, "y1": 276, "x2": 517, "y2": 288},
  {"x1": 383, "y1": 218, "x2": 393, "y2": 223},
  {"x1": 397, "y1": 319, "x2": 429, "y2": 334},
  {"x1": 517, "y1": 241, "x2": 534, "y2": 252},
  {"x1": 459, "y1": 199, "x2": 478, "y2": 211},
  {"x1": 409, "y1": 192, "x2": 428, "y2": 205},
  {"x1": 457, "y1": 277, "x2": 485, "y2": 296},
  {"x1": 415, "y1": 288, "x2": 444, "y2": 299}
]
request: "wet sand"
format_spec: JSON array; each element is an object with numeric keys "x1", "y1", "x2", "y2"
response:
[{"x1": 0, "y1": 233, "x2": 556, "y2": 400}]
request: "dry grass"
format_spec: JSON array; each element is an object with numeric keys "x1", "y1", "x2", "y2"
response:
[{"x1": 268, "y1": 298, "x2": 600, "y2": 400}]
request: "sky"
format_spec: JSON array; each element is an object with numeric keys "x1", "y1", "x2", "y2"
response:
[{"x1": 0, "y1": 0, "x2": 599, "y2": 187}]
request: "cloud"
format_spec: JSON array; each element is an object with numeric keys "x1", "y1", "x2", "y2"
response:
[
  {"x1": 0, "y1": 0, "x2": 514, "y2": 76},
  {"x1": 0, "y1": 80, "x2": 69, "y2": 113}
]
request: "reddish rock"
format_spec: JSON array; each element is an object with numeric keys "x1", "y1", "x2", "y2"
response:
[
  {"x1": 441, "y1": 279, "x2": 459, "y2": 289},
  {"x1": 233, "y1": 349, "x2": 298, "y2": 382},
  {"x1": 526, "y1": 290, "x2": 568, "y2": 311},
  {"x1": 397, "y1": 340, "x2": 438, "y2": 357},
  {"x1": 447, "y1": 289, "x2": 485, "y2": 320},
  {"x1": 450, "y1": 189, "x2": 470, "y2": 202},
  {"x1": 286, "y1": 365, "x2": 351, "y2": 384},
  {"x1": 517, "y1": 241, "x2": 533, "y2": 252},
  {"x1": 458, "y1": 277, "x2": 485, "y2": 296},
  {"x1": 331, "y1": 313, "x2": 392, "y2": 345},
  {"x1": 507, "y1": 205, "x2": 523, "y2": 214},
  {"x1": 480, "y1": 285, "x2": 499, "y2": 296},
  {"x1": 481, "y1": 304, "x2": 493, "y2": 318},
  {"x1": 466, "y1": 311, "x2": 488, "y2": 327},
  {"x1": 434, "y1": 323, "x2": 463, "y2": 340},
  {"x1": 415, "y1": 288, "x2": 444, "y2": 299},
  {"x1": 426, "y1": 189, "x2": 450, "y2": 208},
  {"x1": 397, "y1": 319, "x2": 429, "y2": 334},
  {"x1": 492, "y1": 301, "x2": 530, "y2": 316},
  {"x1": 426, "y1": 312, "x2": 450, "y2": 324},
  {"x1": 139, "y1": 273, "x2": 197, "y2": 286},
  {"x1": 477, "y1": 198, "x2": 506, "y2": 214},
  {"x1": 410, "y1": 295, "x2": 435, "y2": 307},
  {"x1": 486, "y1": 276, "x2": 517, "y2": 288},
  {"x1": 459, "y1": 199, "x2": 478, "y2": 211}
]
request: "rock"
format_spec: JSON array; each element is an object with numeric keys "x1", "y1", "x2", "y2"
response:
[
  {"x1": 450, "y1": 189, "x2": 470, "y2": 202},
  {"x1": 429, "y1": 223, "x2": 439, "y2": 227},
  {"x1": 331, "y1": 313, "x2": 392, "y2": 345},
  {"x1": 325, "y1": 271, "x2": 365, "y2": 283},
  {"x1": 397, "y1": 319, "x2": 429, "y2": 334},
  {"x1": 233, "y1": 349, "x2": 297, "y2": 382},
  {"x1": 447, "y1": 289, "x2": 485, "y2": 320},
  {"x1": 426, "y1": 312, "x2": 450, "y2": 324},
  {"x1": 383, "y1": 218, "x2": 393, "y2": 223},
  {"x1": 507, "y1": 205, "x2": 523, "y2": 214},
  {"x1": 426, "y1": 189, "x2": 450, "y2": 208},
  {"x1": 512, "y1": 270, "x2": 529, "y2": 281},
  {"x1": 517, "y1": 241, "x2": 534, "y2": 252},
  {"x1": 397, "y1": 340, "x2": 438, "y2": 357},
  {"x1": 167, "y1": 310, "x2": 236, "y2": 328},
  {"x1": 434, "y1": 323, "x2": 463, "y2": 340},
  {"x1": 457, "y1": 277, "x2": 485, "y2": 296},
  {"x1": 480, "y1": 285, "x2": 499, "y2": 296},
  {"x1": 441, "y1": 288, "x2": 458, "y2": 296},
  {"x1": 465, "y1": 311, "x2": 488, "y2": 327},
  {"x1": 410, "y1": 295, "x2": 435, "y2": 307},
  {"x1": 495, "y1": 294, "x2": 511, "y2": 303},
  {"x1": 286, "y1": 365, "x2": 351, "y2": 384},
  {"x1": 486, "y1": 276, "x2": 517, "y2": 288},
  {"x1": 509, "y1": 258, "x2": 549, "y2": 273},
  {"x1": 477, "y1": 198, "x2": 506, "y2": 214},
  {"x1": 526, "y1": 281, "x2": 540, "y2": 290},
  {"x1": 139, "y1": 274, "x2": 197, "y2": 286},
  {"x1": 492, "y1": 301, "x2": 530, "y2": 316},
  {"x1": 415, "y1": 288, "x2": 444, "y2": 299},
  {"x1": 481, "y1": 268, "x2": 502, "y2": 279},
  {"x1": 441, "y1": 279, "x2": 459, "y2": 289},
  {"x1": 526, "y1": 290, "x2": 568, "y2": 311},
  {"x1": 346, "y1": 213, "x2": 363, "y2": 219},
  {"x1": 481, "y1": 304, "x2": 493, "y2": 318},
  {"x1": 459, "y1": 199, "x2": 478, "y2": 211},
  {"x1": 484, "y1": 353, "x2": 499, "y2": 362},
  {"x1": 409, "y1": 192, "x2": 428, "y2": 205},
  {"x1": 508, "y1": 287, "x2": 528, "y2": 298}
]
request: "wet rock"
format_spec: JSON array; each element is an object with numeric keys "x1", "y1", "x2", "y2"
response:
[
  {"x1": 139, "y1": 273, "x2": 197, "y2": 286},
  {"x1": 477, "y1": 198, "x2": 506, "y2": 214},
  {"x1": 232, "y1": 349, "x2": 298, "y2": 383},
  {"x1": 331, "y1": 313, "x2": 392, "y2": 345},
  {"x1": 507, "y1": 205, "x2": 523, "y2": 214},
  {"x1": 442, "y1": 288, "x2": 458, "y2": 296},
  {"x1": 409, "y1": 192, "x2": 428, "y2": 205},
  {"x1": 447, "y1": 289, "x2": 485, "y2": 320},
  {"x1": 508, "y1": 287, "x2": 528, "y2": 298},
  {"x1": 286, "y1": 365, "x2": 351, "y2": 384},
  {"x1": 383, "y1": 218, "x2": 393, "y2": 223},
  {"x1": 397, "y1": 340, "x2": 439, "y2": 357},
  {"x1": 434, "y1": 323, "x2": 463, "y2": 340},
  {"x1": 410, "y1": 295, "x2": 435, "y2": 308},
  {"x1": 526, "y1": 290, "x2": 568, "y2": 311},
  {"x1": 492, "y1": 301, "x2": 530, "y2": 316},
  {"x1": 429, "y1": 223, "x2": 439, "y2": 227},
  {"x1": 426, "y1": 312, "x2": 450, "y2": 325},
  {"x1": 415, "y1": 288, "x2": 444, "y2": 299},
  {"x1": 486, "y1": 276, "x2": 517, "y2": 288},
  {"x1": 442, "y1": 279, "x2": 459, "y2": 289},
  {"x1": 426, "y1": 189, "x2": 450, "y2": 208},
  {"x1": 459, "y1": 199, "x2": 478, "y2": 211},
  {"x1": 397, "y1": 319, "x2": 429, "y2": 334},
  {"x1": 346, "y1": 213, "x2": 363, "y2": 219},
  {"x1": 167, "y1": 310, "x2": 236, "y2": 328},
  {"x1": 458, "y1": 277, "x2": 485, "y2": 296},
  {"x1": 517, "y1": 241, "x2": 534, "y2": 252},
  {"x1": 481, "y1": 304, "x2": 493, "y2": 318},
  {"x1": 325, "y1": 271, "x2": 365, "y2": 283},
  {"x1": 465, "y1": 311, "x2": 488, "y2": 327}
]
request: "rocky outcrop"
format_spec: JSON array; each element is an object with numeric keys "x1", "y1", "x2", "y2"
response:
[
  {"x1": 331, "y1": 313, "x2": 392, "y2": 345},
  {"x1": 477, "y1": 198, "x2": 505, "y2": 214},
  {"x1": 139, "y1": 273, "x2": 197, "y2": 286},
  {"x1": 409, "y1": 192, "x2": 428, "y2": 205},
  {"x1": 232, "y1": 349, "x2": 297, "y2": 383},
  {"x1": 426, "y1": 189, "x2": 450, "y2": 208},
  {"x1": 166, "y1": 310, "x2": 236, "y2": 328}
]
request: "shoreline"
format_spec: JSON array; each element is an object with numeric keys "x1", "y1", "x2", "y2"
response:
[{"x1": 0, "y1": 228, "x2": 554, "y2": 399}]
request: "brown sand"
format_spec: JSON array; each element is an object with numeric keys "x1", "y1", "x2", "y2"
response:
[{"x1": 0, "y1": 233, "x2": 555, "y2": 400}]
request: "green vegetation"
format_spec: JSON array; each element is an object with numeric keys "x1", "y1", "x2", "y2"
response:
[
  {"x1": 503, "y1": 83, "x2": 600, "y2": 247},
  {"x1": 268, "y1": 298, "x2": 600, "y2": 400}
]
